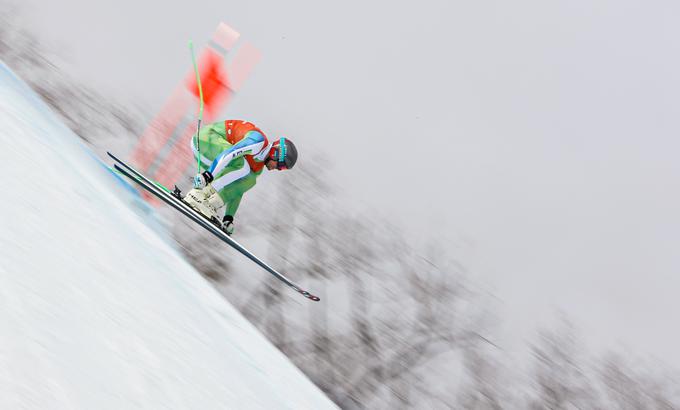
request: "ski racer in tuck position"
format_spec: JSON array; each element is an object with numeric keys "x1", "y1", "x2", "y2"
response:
[{"x1": 183, "y1": 119, "x2": 298, "y2": 235}]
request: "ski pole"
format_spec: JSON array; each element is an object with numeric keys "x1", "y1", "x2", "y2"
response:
[{"x1": 189, "y1": 40, "x2": 205, "y2": 175}]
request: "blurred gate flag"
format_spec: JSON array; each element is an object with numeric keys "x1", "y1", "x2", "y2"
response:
[{"x1": 129, "y1": 22, "x2": 262, "y2": 202}]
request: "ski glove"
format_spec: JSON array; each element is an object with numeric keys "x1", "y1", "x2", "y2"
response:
[
  {"x1": 193, "y1": 170, "x2": 214, "y2": 189},
  {"x1": 222, "y1": 215, "x2": 235, "y2": 236}
]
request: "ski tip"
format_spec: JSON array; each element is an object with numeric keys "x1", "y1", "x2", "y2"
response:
[{"x1": 301, "y1": 291, "x2": 320, "y2": 302}]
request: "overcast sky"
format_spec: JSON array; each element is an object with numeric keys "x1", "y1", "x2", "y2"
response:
[{"x1": 15, "y1": 0, "x2": 680, "y2": 367}]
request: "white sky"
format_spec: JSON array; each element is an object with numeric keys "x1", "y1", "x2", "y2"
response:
[{"x1": 15, "y1": 0, "x2": 680, "y2": 367}]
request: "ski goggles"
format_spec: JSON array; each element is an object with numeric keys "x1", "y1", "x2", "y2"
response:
[
  {"x1": 276, "y1": 162, "x2": 288, "y2": 171},
  {"x1": 269, "y1": 150, "x2": 288, "y2": 170}
]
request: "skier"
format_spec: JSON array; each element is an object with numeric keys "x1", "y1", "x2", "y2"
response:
[{"x1": 183, "y1": 119, "x2": 298, "y2": 235}]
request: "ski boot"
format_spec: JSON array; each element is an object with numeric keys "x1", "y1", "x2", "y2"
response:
[
  {"x1": 205, "y1": 188, "x2": 227, "y2": 227},
  {"x1": 183, "y1": 184, "x2": 223, "y2": 224}
]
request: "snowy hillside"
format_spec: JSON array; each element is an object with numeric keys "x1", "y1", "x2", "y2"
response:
[{"x1": 0, "y1": 61, "x2": 337, "y2": 409}]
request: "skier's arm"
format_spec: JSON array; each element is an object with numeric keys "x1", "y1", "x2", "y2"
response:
[{"x1": 208, "y1": 131, "x2": 266, "y2": 176}]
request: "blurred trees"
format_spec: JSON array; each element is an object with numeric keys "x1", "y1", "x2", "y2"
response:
[{"x1": 0, "y1": 5, "x2": 143, "y2": 154}]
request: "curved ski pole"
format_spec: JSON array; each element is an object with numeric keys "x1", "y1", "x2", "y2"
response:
[{"x1": 189, "y1": 40, "x2": 205, "y2": 175}]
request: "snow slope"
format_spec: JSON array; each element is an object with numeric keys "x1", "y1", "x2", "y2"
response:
[{"x1": 0, "y1": 62, "x2": 337, "y2": 410}]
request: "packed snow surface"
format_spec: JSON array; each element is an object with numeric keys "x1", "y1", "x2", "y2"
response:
[{"x1": 0, "y1": 62, "x2": 337, "y2": 410}]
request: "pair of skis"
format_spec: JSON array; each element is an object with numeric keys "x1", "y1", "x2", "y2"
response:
[{"x1": 108, "y1": 152, "x2": 320, "y2": 302}]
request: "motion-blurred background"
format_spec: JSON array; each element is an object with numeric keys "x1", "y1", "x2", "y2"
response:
[{"x1": 2, "y1": 0, "x2": 680, "y2": 407}]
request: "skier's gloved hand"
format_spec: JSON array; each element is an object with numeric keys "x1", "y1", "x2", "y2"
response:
[
  {"x1": 193, "y1": 170, "x2": 214, "y2": 189},
  {"x1": 222, "y1": 215, "x2": 235, "y2": 236}
]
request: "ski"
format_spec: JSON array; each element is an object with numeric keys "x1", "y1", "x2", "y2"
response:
[{"x1": 108, "y1": 152, "x2": 320, "y2": 302}]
